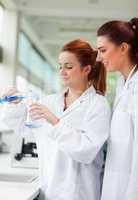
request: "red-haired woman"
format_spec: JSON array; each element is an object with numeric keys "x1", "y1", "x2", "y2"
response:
[{"x1": 3, "y1": 39, "x2": 110, "y2": 200}]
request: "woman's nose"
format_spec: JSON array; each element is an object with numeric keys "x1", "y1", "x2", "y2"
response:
[
  {"x1": 97, "y1": 52, "x2": 103, "y2": 62},
  {"x1": 60, "y1": 67, "x2": 66, "y2": 75}
]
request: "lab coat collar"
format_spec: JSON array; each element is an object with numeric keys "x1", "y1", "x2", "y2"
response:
[
  {"x1": 116, "y1": 65, "x2": 137, "y2": 91},
  {"x1": 113, "y1": 65, "x2": 138, "y2": 111},
  {"x1": 60, "y1": 85, "x2": 96, "y2": 117},
  {"x1": 124, "y1": 65, "x2": 138, "y2": 89},
  {"x1": 61, "y1": 85, "x2": 96, "y2": 100}
]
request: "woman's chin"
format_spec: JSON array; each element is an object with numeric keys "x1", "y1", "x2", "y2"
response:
[
  {"x1": 62, "y1": 80, "x2": 69, "y2": 87},
  {"x1": 106, "y1": 68, "x2": 113, "y2": 72},
  {"x1": 105, "y1": 65, "x2": 115, "y2": 72}
]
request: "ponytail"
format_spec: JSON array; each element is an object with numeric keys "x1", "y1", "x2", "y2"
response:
[
  {"x1": 129, "y1": 18, "x2": 138, "y2": 65},
  {"x1": 88, "y1": 60, "x2": 106, "y2": 95}
]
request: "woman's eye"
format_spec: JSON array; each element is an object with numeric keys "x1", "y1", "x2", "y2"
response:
[
  {"x1": 100, "y1": 49, "x2": 106, "y2": 53},
  {"x1": 66, "y1": 66, "x2": 73, "y2": 69},
  {"x1": 59, "y1": 64, "x2": 73, "y2": 70},
  {"x1": 61, "y1": 66, "x2": 73, "y2": 69}
]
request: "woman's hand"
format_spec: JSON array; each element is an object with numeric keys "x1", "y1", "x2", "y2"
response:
[
  {"x1": 1, "y1": 87, "x2": 22, "y2": 104},
  {"x1": 29, "y1": 103, "x2": 60, "y2": 125}
]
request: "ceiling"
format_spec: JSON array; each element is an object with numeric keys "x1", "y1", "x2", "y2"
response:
[{"x1": 1, "y1": 0, "x2": 138, "y2": 66}]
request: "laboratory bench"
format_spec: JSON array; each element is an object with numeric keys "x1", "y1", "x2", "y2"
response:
[{"x1": 0, "y1": 153, "x2": 40, "y2": 200}]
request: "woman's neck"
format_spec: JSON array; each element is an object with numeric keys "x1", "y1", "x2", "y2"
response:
[
  {"x1": 68, "y1": 83, "x2": 90, "y2": 98},
  {"x1": 63, "y1": 83, "x2": 91, "y2": 110},
  {"x1": 119, "y1": 59, "x2": 136, "y2": 80}
]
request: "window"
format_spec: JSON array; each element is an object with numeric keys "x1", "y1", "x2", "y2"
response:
[
  {"x1": 17, "y1": 32, "x2": 61, "y2": 93},
  {"x1": 18, "y1": 32, "x2": 31, "y2": 68}
]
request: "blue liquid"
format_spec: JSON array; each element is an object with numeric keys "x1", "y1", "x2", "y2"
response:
[
  {"x1": 25, "y1": 123, "x2": 42, "y2": 128},
  {"x1": 0, "y1": 95, "x2": 25, "y2": 104}
]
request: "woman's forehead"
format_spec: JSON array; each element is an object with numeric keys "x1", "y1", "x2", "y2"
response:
[
  {"x1": 59, "y1": 51, "x2": 78, "y2": 62},
  {"x1": 97, "y1": 36, "x2": 115, "y2": 49}
]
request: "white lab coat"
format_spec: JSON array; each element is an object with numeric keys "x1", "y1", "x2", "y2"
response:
[
  {"x1": 101, "y1": 67, "x2": 138, "y2": 200},
  {"x1": 3, "y1": 85, "x2": 110, "y2": 200}
]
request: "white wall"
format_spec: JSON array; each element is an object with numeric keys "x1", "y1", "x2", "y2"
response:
[{"x1": 0, "y1": 8, "x2": 19, "y2": 95}]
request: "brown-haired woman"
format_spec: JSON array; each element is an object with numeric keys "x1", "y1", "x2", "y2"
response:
[
  {"x1": 97, "y1": 18, "x2": 138, "y2": 200},
  {"x1": 3, "y1": 39, "x2": 110, "y2": 200}
]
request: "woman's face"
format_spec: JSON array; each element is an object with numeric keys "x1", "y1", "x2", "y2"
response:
[
  {"x1": 97, "y1": 36, "x2": 124, "y2": 72},
  {"x1": 58, "y1": 51, "x2": 89, "y2": 87}
]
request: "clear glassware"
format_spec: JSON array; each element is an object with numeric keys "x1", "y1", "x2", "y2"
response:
[
  {"x1": 0, "y1": 90, "x2": 43, "y2": 128},
  {"x1": 24, "y1": 90, "x2": 43, "y2": 128}
]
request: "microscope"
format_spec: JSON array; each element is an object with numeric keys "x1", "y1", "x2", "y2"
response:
[{"x1": 14, "y1": 138, "x2": 38, "y2": 161}]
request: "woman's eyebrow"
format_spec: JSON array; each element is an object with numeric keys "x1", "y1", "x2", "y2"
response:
[
  {"x1": 97, "y1": 46, "x2": 104, "y2": 50},
  {"x1": 59, "y1": 62, "x2": 74, "y2": 65}
]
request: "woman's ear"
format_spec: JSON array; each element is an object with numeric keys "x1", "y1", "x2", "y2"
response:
[
  {"x1": 120, "y1": 42, "x2": 129, "y2": 55},
  {"x1": 84, "y1": 65, "x2": 91, "y2": 75}
]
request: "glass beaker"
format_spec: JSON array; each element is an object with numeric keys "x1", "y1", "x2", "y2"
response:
[{"x1": 24, "y1": 90, "x2": 43, "y2": 128}]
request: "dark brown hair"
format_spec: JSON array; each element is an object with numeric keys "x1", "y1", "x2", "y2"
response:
[
  {"x1": 60, "y1": 39, "x2": 106, "y2": 95},
  {"x1": 97, "y1": 18, "x2": 138, "y2": 65}
]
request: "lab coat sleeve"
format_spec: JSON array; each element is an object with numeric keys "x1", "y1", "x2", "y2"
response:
[
  {"x1": 1, "y1": 94, "x2": 56, "y2": 136},
  {"x1": 1, "y1": 102, "x2": 32, "y2": 136},
  {"x1": 49, "y1": 98, "x2": 111, "y2": 164},
  {"x1": 125, "y1": 84, "x2": 138, "y2": 200}
]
